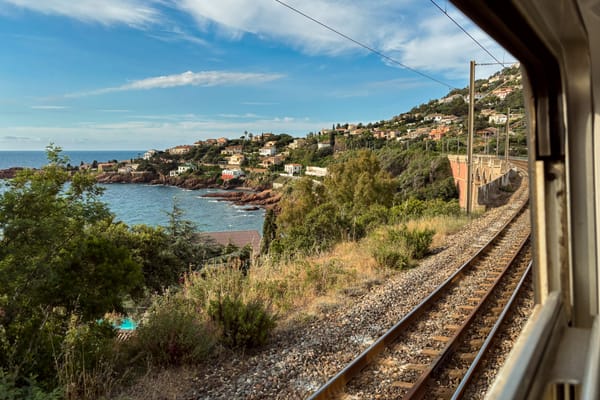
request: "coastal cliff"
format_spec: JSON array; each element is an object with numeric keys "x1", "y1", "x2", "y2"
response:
[{"x1": 202, "y1": 189, "x2": 281, "y2": 209}]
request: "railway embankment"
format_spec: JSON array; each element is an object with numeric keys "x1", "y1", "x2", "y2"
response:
[{"x1": 119, "y1": 169, "x2": 531, "y2": 400}]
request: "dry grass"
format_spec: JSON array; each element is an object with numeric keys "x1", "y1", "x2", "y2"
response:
[
  {"x1": 404, "y1": 215, "x2": 470, "y2": 249},
  {"x1": 114, "y1": 366, "x2": 197, "y2": 400},
  {"x1": 116, "y1": 214, "x2": 470, "y2": 399}
]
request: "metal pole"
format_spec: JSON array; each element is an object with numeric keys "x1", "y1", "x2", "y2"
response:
[
  {"x1": 466, "y1": 60, "x2": 475, "y2": 215},
  {"x1": 505, "y1": 107, "x2": 510, "y2": 160},
  {"x1": 495, "y1": 123, "x2": 500, "y2": 157}
]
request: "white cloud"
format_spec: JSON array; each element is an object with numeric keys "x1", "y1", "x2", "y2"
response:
[
  {"x1": 30, "y1": 105, "x2": 69, "y2": 109},
  {"x1": 174, "y1": 0, "x2": 414, "y2": 56},
  {"x1": 218, "y1": 113, "x2": 262, "y2": 119},
  {"x1": 66, "y1": 70, "x2": 285, "y2": 97},
  {"x1": 171, "y1": 0, "x2": 508, "y2": 78},
  {"x1": 98, "y1": 109, "x2": 130, "y2": 113},
  {"x1": 0, "y1": 0, "x2": 159, "y2": 26}
]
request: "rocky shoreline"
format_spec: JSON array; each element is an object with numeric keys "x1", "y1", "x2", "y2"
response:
[
  {"x1": 1, "y1": 168, "x2": 279, "y2": 208},
  {"x1": 0, "y1": 167, "x2": 26, "y2": 179},
  {"x1": 201, "y1": 190, "x2": 281, "y2": 209}
]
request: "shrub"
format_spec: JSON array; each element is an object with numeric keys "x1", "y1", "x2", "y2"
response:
[
  {"x1": 0, "y1": 370, "x2": 62, "y2": 400},
  {"x1": 135, "y1": 292, "x2": 216, "y2": 366},
  {"x1": 56, "y1": 316, "x2": 123, "y2": 400},
  {"x1": 371, "y1": 245, "x2": 411, "y2": 269},
  {"x1": 208, "y1": 296, "x2": 276, "y2": 349},
  {"x1": 397, "y1": 227, "x2": 435, "y2": 259},
  {"x1": 370, "y1": 225, "x2": 435, "y2": 270}
]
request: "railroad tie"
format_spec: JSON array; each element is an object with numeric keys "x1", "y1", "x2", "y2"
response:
[
  {"x1": 448, "y1": 368, "x2": 468, "y2": 378},
  {"x1": 459, "y1": 352, "x2": 478, "y2": 362},
  {"x1": 404, "y1": 363, "x2": 428, "y2": 371},
  {"x1": 421, "y1": 348, "x2": 439, "y2": 357},
  {"x1": 391, "y1": 381, "x2": 414, "y2": 389}
]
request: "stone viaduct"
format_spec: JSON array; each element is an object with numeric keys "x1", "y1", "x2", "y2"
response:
[{"x1": 447, "y1": 155, "x2": 518, "y2": 211}]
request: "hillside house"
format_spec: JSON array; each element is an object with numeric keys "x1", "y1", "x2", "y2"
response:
[
  {"x1": 489, "y1": 113, "x2": 508, "y2": 125},
  {"x1": 284, "y1": 163, "x2": 302, "y2": 175},
  {"x1": 424, "y1": 113, "x2": 444, "y2": 123},
  {"x1": 305, "y1": 166, "x2": 328, "y2": 177},
  {"x1": 259, "y1": 156, "x2": 283, "y2": 168},
  {"x1": 492, "y1": 87, "x2": 514, "y2": 100},
  {"x1": 221, "y1": 169, "x2": 244, "y2": 181},
  {"x1": 440, "y1": 115, "x2": 460, "y2": 125},
  {"x1": 228, "y1": 154, "x2": 245, "y2": 166},
  {"x1": 97, "y1": 162, "x2": 116, "y2": 172},
  {"x1": 477, "y1": 127, "x2": 500, "y2": 137},
  {"x1": 168, "y1": 145, "x2": 192, "y2": 155},
  {"x1": 143, "y1": 149, "x2": 157, "y2": 160},
  {"x1": 178, "y1": 164, "x2": 195, "y2": 174},
  {"x1": 288, "y1": 138, "x2": 306, "y2": 149},
  {"x1": 259, "y1": 146, "x2": 277, "y2": 156},
  {"x1": 317, "y1": 142, "x2": 331, "y2": 150},
  {"x1": 221, "y1": 145, "x2": 243, "y2": 155},
  {"x1": 429, "y1": 125, "x2": 450, "y2": 141},
  {"x1": 118, "y1": 164, "x2": 138, "y2": 174},
  {"x1": 217, "y1": 137, "x2": 228, "y2": 145}
]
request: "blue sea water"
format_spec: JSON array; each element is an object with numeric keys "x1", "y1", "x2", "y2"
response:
[
  {"x1": 0, "y1": 151, "x2": 265, "y2": 233},
  {"x1": 0, "y1": 150, "x2": 143, "y2": 170}
]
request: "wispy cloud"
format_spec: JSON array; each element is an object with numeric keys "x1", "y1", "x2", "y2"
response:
[
  {"x1": 173, "y1": 0, "x2": 507, "y2": 78},
  {"x1": 66, "y1": 70, "x2": 285, "y2": 97},
  {"x1": 98, "y1": 109, "x2": 130, "y2": 113},
  {"x1": 149, "y1": 26, "x2": 209, "y2": 47},
  {"x1": 0, "y1": 0, "x2": 159, "y2": 26},
  {"x1": 241, "y1": 101, "x2": 278, "y2": 106},
  {"x1": 30, "y1": 105, "x2": 69, "y2": 110},
  {"x1": 218, "y1": 113, "x2": 262, "y2": 119}
]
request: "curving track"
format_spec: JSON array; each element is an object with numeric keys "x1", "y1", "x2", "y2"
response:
[{"x1": 310, "y1": 160, "x2": 531, "y2": 400}]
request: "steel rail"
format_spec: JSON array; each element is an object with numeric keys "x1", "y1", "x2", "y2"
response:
[
  {"x1": 308, "y1": 201, "x2": 529, "y2": 400},
  {"x1": 451, "y1": 261, "x2": 533, "y2": 399},
  {"x1": 403, "y1": 234, "x2": 530, "y2": 398}
]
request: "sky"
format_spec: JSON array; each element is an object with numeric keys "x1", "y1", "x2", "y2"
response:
[{"x1": 0, "y1": 0, "x2": 513, "y2": 151}]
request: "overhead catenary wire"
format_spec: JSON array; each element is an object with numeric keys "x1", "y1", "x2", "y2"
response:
[
  {"x1": 273, "y1": 0, "x2": 457, "y2": 90},
  {"x1": 429, "y1": 0, "x2": 507, "y2": 68}
]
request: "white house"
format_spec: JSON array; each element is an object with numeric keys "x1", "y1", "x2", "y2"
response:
[
  {"x1": 284, "y1": 163, "x2": 302, "y2": 175},
  {"x1": 317, "y1": 142, "x2": 331, "y2": 150},
  {"x1": 221, "y1": 169, "x2": 244, "y2": 180},
  {"x1": 259, "y1": 146, "x2": 277, "y2": 156},
  {"x1": 489, "y1": 113, "x2": 508, "y2": 125},
  {"x1": 305, "y1": 166, "x2": 328, "y2": 177},
  {"x1": 143, "y1": 149, "x2": 157, "y2": 160}
]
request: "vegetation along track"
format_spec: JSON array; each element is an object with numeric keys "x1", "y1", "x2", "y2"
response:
[{"x1": 309, "y1": 199, "x2": 531, "y2": 399}]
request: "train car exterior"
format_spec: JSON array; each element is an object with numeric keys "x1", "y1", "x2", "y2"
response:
[{"x1": 450, "y1": 1, "x2": 600, "y2": 398}]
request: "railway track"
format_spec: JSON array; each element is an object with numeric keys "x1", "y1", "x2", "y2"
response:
[{"x1": 309, "y1": 192, "x2": 531, "y2": 399}]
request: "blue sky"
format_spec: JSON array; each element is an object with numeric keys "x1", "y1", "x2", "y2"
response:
[{"x1": 0, "y1": 0, "x2": 512, "y2": 150}]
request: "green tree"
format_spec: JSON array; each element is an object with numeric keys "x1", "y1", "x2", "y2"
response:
[
  {"x1": 261, "y1": 208, "x2": 277, "y2": 255},
  {"x1": 0, "y1": 145, "x2": 143, "y2": 387}
]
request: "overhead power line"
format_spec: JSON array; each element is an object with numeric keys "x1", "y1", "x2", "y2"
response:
[
  {"x1": 429, "y1": 0, "x2": 506, "y2": 67},
  {"x1": 273, "y1": 0, "x2": 456, "y2": 90}
]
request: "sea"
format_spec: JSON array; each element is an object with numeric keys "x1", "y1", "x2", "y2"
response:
[{"x1": 0, "y1": 151, "x2": 265, "y2": 233}]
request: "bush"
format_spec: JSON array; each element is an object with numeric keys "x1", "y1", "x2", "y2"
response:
[
  {"x1": 208, "y1": 296, "x2": 276, "y2": 349},
  {"x1": 371, "y1": 245, "x2": 411, "y2": 269},
  {"x1": 0, "y1": 370, "x2": 62, "y2": 400},
  {"x1": 396, "y1": 227, "x2": 435, "y2": 259},
  {"x1": 56, "y1": 316, "x2": 123, "y2": 400},
  {"x1": 135, "y1": 292, "x2": 216, "y2": 366},
  {"x1": 370, "y1": 225, "x2": 435, "y2": 270}
]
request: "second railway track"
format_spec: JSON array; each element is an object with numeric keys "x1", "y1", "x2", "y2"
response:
[{"x1": 310, "y1": 198, "x2": 531, "y2": 400}]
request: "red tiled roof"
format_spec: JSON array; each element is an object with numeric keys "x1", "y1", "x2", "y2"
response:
[{"x1": 202, "y1": 230, "x2": 262, "y2": 254}]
